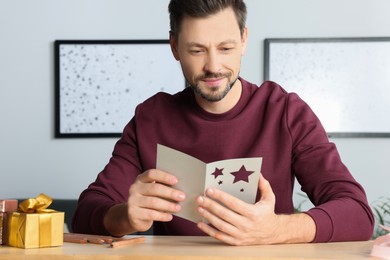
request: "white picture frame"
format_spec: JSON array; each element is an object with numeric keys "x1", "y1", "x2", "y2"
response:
[
  {"x1": 264, "y1": 37, "x2": 390, "y2": 138},
  {"x1": 55, "y1": 40, "x2": 184, "y2": 138}
]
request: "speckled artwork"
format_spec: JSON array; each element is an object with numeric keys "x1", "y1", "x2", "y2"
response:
[
  {"x1": 57, "y1": 41, "x2": 183, "y2": 135},
  {"x1": 265, "y1": 39, "x2": 390, "y2": 136}
]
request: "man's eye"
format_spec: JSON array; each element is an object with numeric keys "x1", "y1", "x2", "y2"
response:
[
  {"x1": 221, "y1": 47, "x2": 233, "y2": 52},
  {"x1": 190, "y1": 50, "x2": 203, "y2": 54}
]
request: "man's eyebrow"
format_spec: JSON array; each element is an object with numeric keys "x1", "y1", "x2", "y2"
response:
[
  {"x1": 186, "y1": 42, "x2": 204, "y2": 48},
  {"x1": 186, "y1": 39, "x2": 238, "y2": 48}
]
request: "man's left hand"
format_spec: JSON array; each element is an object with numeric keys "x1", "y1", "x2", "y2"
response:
[{"x1": 196, "y1": 174, "x2": 315, "y2": 245}]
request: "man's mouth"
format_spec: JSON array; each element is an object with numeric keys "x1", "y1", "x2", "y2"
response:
[{"x1": 202, "y1": 77, "x2": 224, "y2": 87}]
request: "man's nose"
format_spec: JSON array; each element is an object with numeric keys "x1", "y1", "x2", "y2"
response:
[{"x1": 204, "y1": 51, "x2": 221, "y2": 73}]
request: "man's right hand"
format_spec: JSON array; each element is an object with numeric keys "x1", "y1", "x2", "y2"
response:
[
  {"x1": 128, "y1": 169, "x2": 186, "y2": 231},
  {"x1": 104, "y1": 169, "x2": 186, "y2": 236}
]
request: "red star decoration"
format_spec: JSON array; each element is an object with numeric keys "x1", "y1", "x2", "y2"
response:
[
  {"x1": 211, "y1": 167, "x2": 224, "y2": 179},
  {"x1": 230, "y1": 165, "x2": 254, "y2": 183}
]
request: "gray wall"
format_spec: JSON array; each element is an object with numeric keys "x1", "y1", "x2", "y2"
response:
[{"x1": 1, "y1": 0, "x2": 389, "y2": 204}]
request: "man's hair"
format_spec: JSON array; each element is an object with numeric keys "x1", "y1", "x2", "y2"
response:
[{"x1": 168, "y1": 0, "x2": 247, "y2": 39}]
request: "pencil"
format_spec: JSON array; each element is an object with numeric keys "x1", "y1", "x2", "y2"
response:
[
  {"x1": 63, "y1": 234, "x2": 88, "y2": 244},
  {"x1": 65, "y1": 232, "x2": 113, "y2": 240},
  {"x1": 64, "y1": 233, "x2": 112, "y2": 244},
  {"x1": 85, "y1": 238, "x2": 106, "y2": 244},
  {"x1": 110, "y1": 236, "x2": 146, "y2": 248}
]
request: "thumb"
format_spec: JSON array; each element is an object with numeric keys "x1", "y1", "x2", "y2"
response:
[{"x1": 257, "y1": 173, "x2": 275, "y2": 204}]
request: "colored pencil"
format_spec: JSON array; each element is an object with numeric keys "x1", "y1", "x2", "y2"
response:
[
  {"x1": 63, "y1": 234, "x2": 88, "y2": 244},
  {"x1": 64, "y1": 233, "x2": 111, "y2": 244},
  {"x1": 110, "y1": 236, "x2": 146, "y2": 248}
]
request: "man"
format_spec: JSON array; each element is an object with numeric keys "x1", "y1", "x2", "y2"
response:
[{"x1": 72, "y1": 0, "x2": 374, "y2": 245}]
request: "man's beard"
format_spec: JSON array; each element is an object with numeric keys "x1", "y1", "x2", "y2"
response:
[{"x1": 187, "y1": 72, "x2": 238, "y2": 102}]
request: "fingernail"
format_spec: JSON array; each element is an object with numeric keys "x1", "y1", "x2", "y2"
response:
[
  {"x1": 197, "y1": 196, "x2": 204, "y2": 204},
  {"x1": 171, "y1": 177, "x2": 178, "y2": 184},
  {"x1": 206, "y1": 188, "x2": 214, "y2": 196},
  {"x1": 177, "y1": 193, "x2": 186, "y2": 200}
]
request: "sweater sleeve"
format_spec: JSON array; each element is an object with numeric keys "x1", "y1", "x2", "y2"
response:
[
  {"x1": 286, "y1": 93, "x2": 374, "y2": 242},
  {"x1": 72, "y1": 118, "x2": 142, "y2": 235}
]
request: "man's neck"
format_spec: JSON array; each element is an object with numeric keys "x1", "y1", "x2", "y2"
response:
[{"x1": 195, "y1": 79, "x2": 242, "y2": 114}]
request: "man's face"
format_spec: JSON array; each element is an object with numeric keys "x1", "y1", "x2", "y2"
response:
[{"x1": 171, "y1": 7, "x2": 247, "y2": 103}]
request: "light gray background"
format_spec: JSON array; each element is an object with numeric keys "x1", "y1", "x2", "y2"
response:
[
  {"x1": 267, "y1": 40, "x2": 390, "y2": 134},
  {"x1": 0, "y1": 1, "x2": 389, "y2": 207}
]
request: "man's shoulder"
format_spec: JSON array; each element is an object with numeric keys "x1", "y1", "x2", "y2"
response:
[
  {"x1": 241, "y1": 78, "x2": 290, "y2": 101},
  {"x1": 135, "y1": 88, "x2": 190, "y2": 114},
  {"x1": 259, "y1": 81, "x2": 289, "y2": 96},
  {"x1": 241, "y1": 78, "x2": 287, "y2": 93}
]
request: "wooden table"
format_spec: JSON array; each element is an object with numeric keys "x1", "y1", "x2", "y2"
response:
[{"x1": 0, "y1": 236, "x2": 379, "y2": 260}]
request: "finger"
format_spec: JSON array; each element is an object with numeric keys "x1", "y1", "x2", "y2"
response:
[
  {"x1": 197, "y1": 192, "x2": 240, "y2": 221},
  {"x1": 196, "y1": 202, "x2": 239, "y2": 236},
  {"x1": 130, "y1": 206, "x2": 174, "y2": 224},
  {"x1": 136, "y1": 194, "x2": 182, "y2": 213},
  {"x1": 131, "y1": 170, "x2": 186, "y2": 202},
  {"x1": 137, "y1": 169, "x2": 178, "y2": 186},
  {"x1": 197, "y1": 221, "x2": 241, "y2": 246},
  {"x1": 133, "y1": 181, "x2": 186, "y2": 202},
  {"x1": 203, "y1": 188, "x2": 250, "y2": 216},
  {"x1": 196, "y1": 193, "x2": 244, "y2": 238},
  {"x1": 257, "y1": 173, "x2": 275, "y2": 204}
]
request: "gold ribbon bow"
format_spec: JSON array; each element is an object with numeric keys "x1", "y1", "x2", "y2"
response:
[
  {"x1": 9, "y1": 193, "x2": 57, "y2": 248},
  {"x1": 18, "y1": 193, "x2": 55, "y2": 213}
]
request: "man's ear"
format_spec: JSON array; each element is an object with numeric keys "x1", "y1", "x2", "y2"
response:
[
  {"x1": 169, "y1": 31, "x2": 180, "y2": 61},
  {"x1": 241, "y1": 26, "x2": 248, "y2": 56}
]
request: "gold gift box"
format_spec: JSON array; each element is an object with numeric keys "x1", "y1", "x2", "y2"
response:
[{"x1": 7, "y1": 194, "x2": 64, "y2": 249}]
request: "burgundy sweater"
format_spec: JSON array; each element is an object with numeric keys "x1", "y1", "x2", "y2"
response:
[{"x1": 72, "y1": 79, "x2": 374, "y2": 242}]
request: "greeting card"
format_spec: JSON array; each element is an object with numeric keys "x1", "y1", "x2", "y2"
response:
[{"x1": 156, "y1": 144, "x2": 262, "y2": 223}]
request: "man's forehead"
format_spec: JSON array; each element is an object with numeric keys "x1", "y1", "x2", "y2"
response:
[{"x1": 178, "y1": 9, "x2": 241, "y2": 41}]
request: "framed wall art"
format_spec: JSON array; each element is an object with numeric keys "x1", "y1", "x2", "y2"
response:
[
  {"x1": 264, "y1": 37, "x2": 390, "y2": 137},
  {"x1": 55, "y1": 40, "x2": 184, "y2": 138}
]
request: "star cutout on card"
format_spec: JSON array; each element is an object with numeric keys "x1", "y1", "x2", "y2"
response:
[
  {"x1": 218, "y1": 180, "x2": 223, "y2": 185},
  {"x1": 211, "y1": 167, "x2": 224, "y2": 179},
  {"x1": 230, "y1": 165, "x2": 254, "y2": 183}
]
